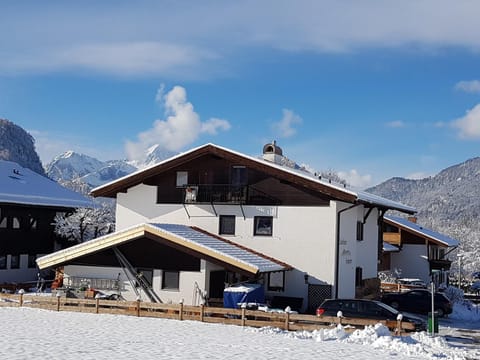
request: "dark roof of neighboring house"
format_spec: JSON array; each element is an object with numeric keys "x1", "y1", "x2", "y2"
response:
[
  {"x1": 384, "y1": 215, "x2": 459, "y2": 247},
  {"x1": 91, "y1": 143, "x2": 415, "y2": 214},
  {"x1": 0, "y1": 160, "x2": 93, "y2": 209},
  {"x1": 36, "y1": 223, "x2": 292, "y2": 275}
]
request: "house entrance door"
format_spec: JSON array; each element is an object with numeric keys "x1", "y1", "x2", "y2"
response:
[{"x1": 208, "y1": 270, "x2": 226, "y2": 306}]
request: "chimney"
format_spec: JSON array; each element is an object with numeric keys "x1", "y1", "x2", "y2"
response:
[
  {"x1": 262, "y1": 140, "x2": 284, "y2": 164},
  {"x1": 407, "y1": 216, "x2": 417, "y2": 223}
]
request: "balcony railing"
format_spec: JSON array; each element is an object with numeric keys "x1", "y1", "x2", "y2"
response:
[{"x1": 182, "y1": 184, "x2": 280, "y2": 205}]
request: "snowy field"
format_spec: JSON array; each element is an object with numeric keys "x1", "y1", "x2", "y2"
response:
[{"x1": 1, "y1": 305, "x2": 479, "y2": 360}]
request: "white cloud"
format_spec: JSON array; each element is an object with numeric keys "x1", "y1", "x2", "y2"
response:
[
  {"x1": 272, "y1": 109, "x2": 302, "y2": 138},
  {"x1": 454, "y1": 80, "x2": 480, "y2": 94},
  {"x1": 125, "y1": 85, "x2": 231, "y2": 161},
  {"x1": 406, "y1": 172, "x2": 431, "y2": 180},
  {"x1": 385, "y1": 120, "x2": 406, "y2": 128},
  {"x1": 4, "y1": 2, "x2": 480, "y2": 77},
  {"x1": 452, "y1": 103, "x2": 480, "y2": 139},
  {"x1": 338, "y1": 169, "x2": 373, "y2": 189}
]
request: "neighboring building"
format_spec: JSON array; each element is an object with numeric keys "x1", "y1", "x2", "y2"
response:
[
  {"x1": 0, "y1": 160, "x2": 92, "y2": 284},
  {"x1": 380, "y1": 215, "x2": 459, "y2": 286},
  {"x1": 38, "y1": 143, "x2": 414, "y2": 312}
]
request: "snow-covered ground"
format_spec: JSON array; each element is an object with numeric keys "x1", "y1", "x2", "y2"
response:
[{"x1": 1, "y1": 303, "x2": 479, "y2": 360}]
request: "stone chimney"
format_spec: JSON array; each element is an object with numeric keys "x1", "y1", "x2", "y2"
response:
[{"x1": 262, "y1": 141, "x2": 284, "y2": 164}]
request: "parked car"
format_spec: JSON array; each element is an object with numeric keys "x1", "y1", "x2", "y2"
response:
[
  {"x1": 396, "y1": 278, "x2": 427, "y2": 288},
  {"x1": 316, "y1": 299, "x2": 426, "y2": 332},
  {"x1": 381, "y1": 289, "x2": 452, "y2": 317}
]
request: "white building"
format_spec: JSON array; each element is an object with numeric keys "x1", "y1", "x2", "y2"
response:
[{"x1": 38, "y1": 143, "x2": 415, "y2": 312}]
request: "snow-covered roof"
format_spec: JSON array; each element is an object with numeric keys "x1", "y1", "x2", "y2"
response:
[
  {"x1": 384, "y1": 215, "x2": 459, "y2": 247},
  {"x1": 37, "y1": 223, "x2": 291, "y2": 274},
  {"x1": 91, "y1": 143, "x2": 415, "y2": 214},
  {"x1": 0, "y1": 160, "x2": 93, "y2": 208}
]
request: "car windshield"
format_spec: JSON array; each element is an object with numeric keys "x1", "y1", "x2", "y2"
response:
[{"x1": 376, "y1": 301, "x2": 399, "y2": 314}]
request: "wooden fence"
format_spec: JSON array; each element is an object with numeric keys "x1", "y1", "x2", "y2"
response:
[{"x1": 0, "y1": 293, "x2": 414, "y2": 335}]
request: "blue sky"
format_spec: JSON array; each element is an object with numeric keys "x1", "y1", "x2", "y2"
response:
[{"x1": 1, "y1": 1, "x2": 480, "y2": 188}]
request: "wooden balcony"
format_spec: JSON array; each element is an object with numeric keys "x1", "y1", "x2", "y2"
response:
[
  {"x1": 383, "y1": 232, "x2": 401, "y2": 245},
  {"x1": 182, "y1": 184, "x2": 280, "y2": 205}
]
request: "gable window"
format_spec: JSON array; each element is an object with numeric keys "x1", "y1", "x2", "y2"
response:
[
  {"x1": 13, "y1": 217, "x2": 21, "y2": 229},
  {"x1": 162, "y1": 270, "x2": 180, "y2": 290},
  {"x1": 219, "y1": 215, "x2": 236, "y2": 235},
  {"x1": 10, "y1": 255, "x2": 20, "y2": 269},
  {"x1": 356, "y1": 221, "x2": 364, "y2": 241},
  {"x1": 254, "y1": 216, "x2": 273, "y2": 236},
  {"x1": 0, "y1": 256, "x2": 6, "y2": 270},
  {"x1": 268, "y1": 272, "x2": 284, "y2": 291}
]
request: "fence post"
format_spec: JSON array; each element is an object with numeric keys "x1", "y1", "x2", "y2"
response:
[
  {"x1": 396, "y1": 314, "x2": 403, "y2": 336},
  {"x1": 336, "y1": 310, "x2": 343, "y2": 326},
  {"x1": 136, "y1": 296, "x2": 141, "y2": 317},
  {"x1": 18, "y1": 289, "x2": 24, "y2": 307},
  {"x1": 284, "y1": 311, "x2": 290, "y2": 331},
  {"x1": 199, "y1": 303, "x2": 204, "y2": 322},
  {"x1": 179, "y1": 299, "x2": 184, "y2": 321},
  {"x1": 56, "y1": 292, "x2": 61, "y2": 311},
  {"x1": 241, "y1": 303, "x2": 246, "y2": 327},
  {"x1": 95, "y1": 294, "x2": 100, "y2": 314}
]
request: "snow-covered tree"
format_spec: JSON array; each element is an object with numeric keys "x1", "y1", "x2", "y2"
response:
[{"x1": 54, "y1": 202, "x2": 115, "y2": 244}]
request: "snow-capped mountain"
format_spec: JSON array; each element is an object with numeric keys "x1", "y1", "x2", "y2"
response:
[{"x1": 45, "y1": 146, "x2": 176, "y2": 194}]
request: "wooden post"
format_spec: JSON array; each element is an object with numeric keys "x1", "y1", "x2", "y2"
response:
[
  {"x1": 19, "y1": 293, "x2": 24, "y2": 307},
  {"x1": 396, "y1": 319, "x2": 402, "y2": 336},
  {"x1": 179, "y1": 301, "x2": 184, "y2": 321},
  {"x1": 241, "y1": 306, "x2": 246, "y2": 327},
  {"x1": 284, "y1": 311, "x2": 290, "y2": 331},
  {"x1": 136, "y1": 299, "x2": 141, "y2": 317},
  {"x1": 95, "y1": 297, "x2": 100, "y2": 314},
  {"x1": 199, "y1": 304, "x2": 204, "y2": 322},
  {"x1": 56, "y1": 295, "x2": 61, "y2": 312}
]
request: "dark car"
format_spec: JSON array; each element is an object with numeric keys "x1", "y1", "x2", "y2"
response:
[
  {"x1": 381, "y1": 289, "x2": 452, "y2": 317},
  {"x1": 316, "y1": 298, "x2": 426, "y2": 332}
]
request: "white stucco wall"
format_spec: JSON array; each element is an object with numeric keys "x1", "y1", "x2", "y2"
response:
[
  {"x1": 390, "y1": 244, "x2": 430, "y2": 283},
  {"x1": 114, "y1": 183, "x2": 382, "y2": 304}
]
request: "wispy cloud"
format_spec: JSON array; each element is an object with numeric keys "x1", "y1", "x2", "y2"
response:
[
  {"x1": 385, "y1": 120, "x2": 406, "y2": 128},
  {"x1": 3, "y1": 2, "x2": 480, "y2": 77},
  {"x1": 454, "y1": 80, "x2": 480, "y2": 94},
  {"x1": 452, "y1": 103, "x2": 480, "y2": 139},
  {"x1": 271, "y1": 109, "x2": 302, "y2": 138},
  {"x1": 338, "y1": 169, "x2": 373, "y2": 189},
  {"x1": 125, "y1": 85, "x2": 231, "y2": 161}
]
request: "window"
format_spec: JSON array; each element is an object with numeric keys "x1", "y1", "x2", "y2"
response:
[
  {"x1": 356, "y1": 221, "x2": 364, "y2": 241},
  {"x1": 0, "y1": 256, "x2": 6, "y2": 269},
  {"x1": 162, "y1": 270, "x2": 179, "y2": 290},
  {"x1": 0, "y1": 216, "x2": 6, "y2": 228},
  {"x1": 355, "y1": 267, "x2": 363, "y2": 287},
  {"x1": 12, "y1": 217, "x2": 21, "y2": 229},
  {"x1": 254, "y1": 216, "x2": 273, "y2": 236},
  {"x1": 219, "y1": 215, "x2": 236, "y2": 235},
  {"x1": 176, "y1": 171, "x2": 188, "y2": 187},
  {"x1": 10, "y1": 255, "x2": 20, "y2": 269},
  {"x1": 28, "y1": 255, "x2": 37, "y2": 269},
  {"x1": 268, "y1": 272, "x2": 284, "y2": 291}
]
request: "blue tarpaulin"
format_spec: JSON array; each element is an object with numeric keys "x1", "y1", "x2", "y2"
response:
[{"x1": 223, "y1": 283, "x2": 265, "y2": 308}]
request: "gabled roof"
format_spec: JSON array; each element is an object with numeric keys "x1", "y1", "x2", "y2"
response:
[
  {"x1": 0, "y1": 160, "x2": 93, "y2": 209},
  {"x1": 91, "y1": 143, "x2": 415, "y2": 214},
  {"x1": 384, "y1": 215, "x2": 459, "y2": 247},
  {"x1": 36, "y1": 223, "x2": 291, "y2": 275}
]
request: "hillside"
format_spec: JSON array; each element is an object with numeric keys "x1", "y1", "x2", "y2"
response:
[
  {"x1": 367, "y1": 157, "x2": 480, "y2": 273},
  {"x1": 0, "y1": 119, "x2": 45, "y2": 176}
]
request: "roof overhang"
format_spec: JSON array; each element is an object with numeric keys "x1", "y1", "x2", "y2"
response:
[
  {"x1": 90, "y1": 143, "x2": 414, "y2": 214},
  {"x1": 37, "y1": 223, "x2": 291, "y2": 276}
]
